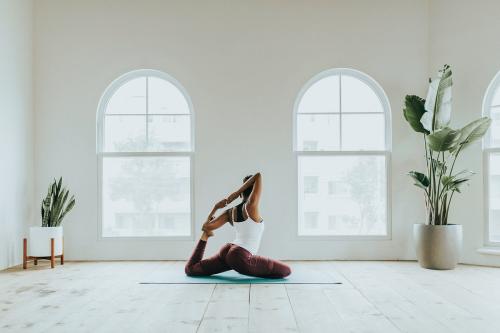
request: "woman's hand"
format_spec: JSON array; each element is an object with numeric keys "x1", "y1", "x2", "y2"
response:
[
  {"x1": 214, "y1": 198, "x2": 228, "y2": 210},
  {"x1": 226, "y1": 192, "x2": 239, "y2": 204},
  {"x1": 202, "y1": 221, "x2": 211, "y2": 231}
]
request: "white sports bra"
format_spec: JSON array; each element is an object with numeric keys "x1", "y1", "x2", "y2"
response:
[{"x1": 231, "y1": 204, "x2": 265, "y2": 255}]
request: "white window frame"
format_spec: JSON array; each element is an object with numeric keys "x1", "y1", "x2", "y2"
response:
[
  {"x1": 293, "y1": 68, "x2": 392, "y2": 240},
  {"x1": 96, "y1": 69, "x2": 195, "y2": 240},
  {"x1": 483, "y1": 71, "x2": 500, "y2": 247}
]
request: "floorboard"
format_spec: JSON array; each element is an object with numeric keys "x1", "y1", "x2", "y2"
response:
[{"x1": 1, "y1": 261, "x2": 500, "y2": 332}]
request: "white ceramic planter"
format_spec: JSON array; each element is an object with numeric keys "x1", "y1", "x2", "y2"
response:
[
  {"x1": 413, "y1": 224, "x2": 462, "y2": 270},
  {"x1": 29, "y1": 226, "x2": 63, "y2": 257}
]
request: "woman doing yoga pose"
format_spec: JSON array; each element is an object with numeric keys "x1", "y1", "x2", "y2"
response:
[{"x1": 185, "y1": 173, "x2": 291, "y2": 278}]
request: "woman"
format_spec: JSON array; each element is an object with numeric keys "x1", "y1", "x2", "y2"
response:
[{"x1": 185, "y1": 173, "x2": 291, "y2": 278}]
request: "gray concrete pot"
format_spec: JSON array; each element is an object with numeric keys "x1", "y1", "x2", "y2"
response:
[{"x1": 413, "y1": 224, "x2": 463, "y2": 270}]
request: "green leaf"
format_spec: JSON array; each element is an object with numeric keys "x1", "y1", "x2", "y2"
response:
[
  {"x1": 408, "y1": 171, "x2": 430, "y2": 189},
  {"x1": 40, "y1": 177, "x2": 76, "y2": 227},
  {"x1": 41, "y1": 189, "x2": 52, "y2": 227},
  {"x1": 57, "y1": 177, "x2": 62, "y2": 193},
  {"x1": 403, "y1": 95, "x2": 429, "y2": 134},
  {"x1": 421, "y1": 65, "x2": 452, "y2": 132},
  {"x1": 451, "y1": 117, "x2": 492, "y2": 154},
  {"x1": 427, "y1": 127, "x2": 461, "y2": 151},
  {"x1": 59, "y1": 197, "x2": 76, "y2": 225},
  {"x1": 442, "y1": 170, "x2": 474, "y2": 193},
  {"x1": 428, "y1": 158, "x2": 447, "y2": 176}
]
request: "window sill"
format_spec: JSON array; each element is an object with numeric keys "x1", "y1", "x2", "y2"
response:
[
  {"x1": 295, "y1": 234, "x2": 391, "y2": 241},
  {"x1": 477, "y1": 247, "x2": 500, "y2": 256},
  {"x1": 98, "y1": 235, "x2": 194, "y2": 241}
]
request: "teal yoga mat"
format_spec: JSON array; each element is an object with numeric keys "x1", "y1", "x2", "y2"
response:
[{"x1": 140, "y1": 266, "x2": 342, "y2": 285}]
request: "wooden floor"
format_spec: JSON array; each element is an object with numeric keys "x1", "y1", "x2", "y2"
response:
[{"x1": 2, "y1": 261, "x2": 500, "y2": 332}]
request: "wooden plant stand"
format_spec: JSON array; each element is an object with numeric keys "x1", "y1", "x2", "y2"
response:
[{"x1": 23, "y1": 238, "x2": 64, "y2": 269}]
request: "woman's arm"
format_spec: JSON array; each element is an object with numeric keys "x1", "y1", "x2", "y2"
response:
[
  {"x1": 226, "y1": 173, "x2": 263, "y2": 221},
  {"x1": 226, "y1": 173, "x2": 262, "y2": 205},
  {"x1": 206, "y1": 199, "x2": 226, "y2": 221},
  {"x1": 202, "y1": 199, "x2": 230, "y2": 231},
  {"x1": 246, "y1": 173, "x2": 262, "y2": 210},
  {"x1": 202, "y1": 210, "x2": 230, "y2": 231}
]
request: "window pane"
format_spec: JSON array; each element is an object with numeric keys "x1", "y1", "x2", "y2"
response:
[
  {"x1": 106, "y1": 77, "x2": 146, "y2": 114},
  {"x1": 489, "y1": 106, "x2": 500, "y2": 147},
  {"x1": 297, "y1": 75, "x2": 340, "y2": 114},
  {"x1": 147, "y1": 115, "x2": 191, "y2": 152},
  {"x1": 104, "y1": 115, "x2": 146, "y2": 152},
  {"x1": 298, "y1": 155, "x2": 387, "y2": 236},
  {"x1": 102, "y1": 156, "x2": 191, "y2": 237},
  {"x1": 489, "y1": 153, "x2": 500, "y2": 242},
  {"x1": 304, "y1": 176, "x2": 319, "y2": 194},
  {"x1": 148, "y1": 77, "x2": 190, "y2": 114},
  {"x1": 492, "y1": 86, "x2": 500, "y2": 106},
  {"x1": 296, "y1": 114, "x2": 340, "y2": 151},
  {"x1": 304, "y1": 212, "x2": 319, "y2": 230},
  {"x1": 341, "y1": 114, "x2": 385, "y2": 150},
  {"x1": 341, "y1": 75, "x2": 383, "y2": 113}
]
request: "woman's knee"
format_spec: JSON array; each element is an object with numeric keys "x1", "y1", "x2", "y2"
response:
[
  {"x1": 273, "y1": 262, "x2": 291, "y2": 278},
  {"x1": 280, "y1": 264, "x2": 292, "y2": 278},
  {"x1": 185, "y1": 262, "x2": 204, "y2": 276},
  {"x1": 185, "y1": 263, "x2": 199, "y2": 276},
  {"x1": 184, "y1": 264, "x2": 194, "y2": 276}
]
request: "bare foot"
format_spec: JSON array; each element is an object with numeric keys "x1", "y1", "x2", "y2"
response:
[{"x1": 201, "y1": 230, "x2": 214, "y2": 241}]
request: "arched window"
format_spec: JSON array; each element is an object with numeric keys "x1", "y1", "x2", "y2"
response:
[
  {"x1": 294, "y1": 68, "x2": 391, "y2": 237},
  {"x1": 97, "y1": 69, "x2": 193, "y2": 237},
  {"x1": 484, "y1": 72, "x2": 500, "y2": 245}
]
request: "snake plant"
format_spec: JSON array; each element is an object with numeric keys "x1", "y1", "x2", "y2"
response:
[
  {"x1": 403, "y1": 65, "x2": 491, "y2": 225},
  {"x1": 41, "y1": 177, "x2": 76, "y2": 227}
]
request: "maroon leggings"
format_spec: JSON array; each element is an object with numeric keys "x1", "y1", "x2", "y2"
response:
[{"x1": 185, "y1": 240, "x2": 291, "y2": 279}]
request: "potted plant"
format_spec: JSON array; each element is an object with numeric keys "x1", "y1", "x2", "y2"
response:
[
  {"x1": 29, "y1": 178, "x2": 76, "y2": 258},
  {"x1": 403, "y1": 65, "x2": 491, "y2": 270}
]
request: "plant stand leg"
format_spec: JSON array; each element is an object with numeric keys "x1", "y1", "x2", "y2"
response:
[
  {"x1": 61, "y1": 237, "x2": 64, "y2": 265},
  {"x1": 23, "y1": 238, "x2": 27, "y2": 269},
  {"x1": 50, "y1": 238, "x2": 55, "y2": 269},
  {"x1": 34, "y1": 258, "x2": 38, "y2": 265}
]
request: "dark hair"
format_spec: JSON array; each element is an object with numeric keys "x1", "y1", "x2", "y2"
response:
[{"x1": 242, "y1": 175, "x2": 253, "y2": 201}]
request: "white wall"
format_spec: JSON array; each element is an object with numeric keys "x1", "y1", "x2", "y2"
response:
[
  {"x1": 0, "y1": 0, "x2": 34, "y2": 270},
  {"x1": 7, "y1": 0, "x2": 498, "y2": 267},
  {"x1": 429, "y1": 0, "x2": 500, "y2": 266},
  {"x1": 34, "y1": 0, "x2": 429, "y2": 261}
]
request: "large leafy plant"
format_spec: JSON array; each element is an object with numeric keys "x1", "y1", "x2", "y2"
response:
[
  {"x1": 404, "y1": 65, "x2": 491, "y2": 225},
  {"x1": 41, "y1": 177, "x2": 76, "y2": 227}
]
